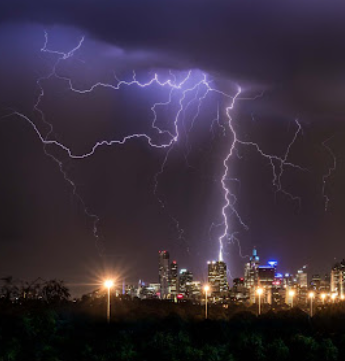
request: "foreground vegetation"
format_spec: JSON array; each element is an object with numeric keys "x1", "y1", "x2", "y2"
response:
[{"x1": 1, "y1": 296, "x2": 345, "y2": 361}]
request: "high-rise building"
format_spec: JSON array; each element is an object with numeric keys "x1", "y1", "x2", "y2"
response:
[
  {"x1": 207, "y1": 260, "x2": 229, "y2": 297},
  {"x1": 158, "y1": 250, "x2": 170, "y2": 299},
  {"x1": 179, "y1": 269, "x2": 193, "y2": 296},
  {"x1": 258, "y1": 265, "x2": 275, "y2": 304},
  {"x1": 232, "y1": 277, "x2": 247, "y2": 301},
  {"x1": 297, "y1": 266, "x2": 308, "y2": 305},
  {"x1": 244, "y1": 247, "x2": 260, "y2": 302},
  {"x1": 170, "y1": 260, "x2": 179, "y2": 295},
  {"x1": 331, "y1": 260, "x2": 345, "y2": 296},
  {"x1": 321, "y1": 274, "x2": 331, "y2": 293},
  {"x1": 310, "y1": 274, "x2": 321, "y2": 291}
]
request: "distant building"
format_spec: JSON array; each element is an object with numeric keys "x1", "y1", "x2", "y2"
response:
[
  {"x1": 321, "y1": 274, "x2": 331, "y2": 293},
  {"x1": 258, "y1": 265, "x2": 275, "y2": 304},
  {"x1": 297, "y1": 266, "x2": 308, "y2": 305},
  {"x1": 170, "y1": 261, "x2": 179, "y2": 295},
  {"x1": 232, "y1": 277, "x2": 248, "y2": 301},
  {"x1": 158, "y1": 250, "x2": 170, "y2": 299},
  {"x1": 310, "y1": 274, "x2": 321, "y2": 291},
  {"x1": 244, "y1": 247, "x2": 260, "y2": 303},
  {"x1": 179, "y1": 269, "x2": 193, "y2": 296},
  {"x1": 331, "y1": 260, "x2": 345, "y2": 296},
  {"x1": 207, "y1": 260, "x2": 229, "y2": 297}
]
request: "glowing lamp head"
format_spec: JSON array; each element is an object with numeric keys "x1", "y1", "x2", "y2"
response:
[
  {"x1": 204, "y1": 285, "x2": 210, "y2": 293},
  {"x1": 104, "y1": 280, "x2": 114, "y2": 288},
  {"x1": 321, "y1": 293, "x2": 326, "y2": 299},
  {"x1": 332, "y1": 293, "x2": 337, "y2": 300},
  {"x1": 341, "y1": 295, "x2": 345, "y2": 300},
  {"x1": 289, "y1": 290, "x2": 295, "y2": 297},
  {"x1": 309, "y1": 292, "x2": 315, "y2": 298},
  {"x1": 256, "y1": 288, "x2": 263, "y2": 296}
]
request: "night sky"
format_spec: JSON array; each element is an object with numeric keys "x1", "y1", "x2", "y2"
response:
[{"x1": 1, "y1": 1, "x2": 345, "y2": 296}]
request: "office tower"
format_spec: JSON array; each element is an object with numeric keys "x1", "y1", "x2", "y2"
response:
[
  {"x1": 297, "y1": 266, "x2": 308, "y2": 305},
  {"x1": 321, "y1": 274, "x2": 331, "y2": 293},
  {"x1": 244, "y1": 247, "x2": 260, "y2": 302},
  {"x1": 158, "y1": 250, "x2": 170, "y2": 299},
  {"x1": 331, "y1": 259, "x2": 345, "y2": 296},
  {"x1": 179, "y1": 269, "x2": 193, "y2": 296},
  {"x1": 170, "y1": 260, "x2": 179, "y2": 295},
  {"x1": 232, "y1": 277, "x2": 247, "y2": 301},
  {"x1": 258, "y1": 265, "x2": 275, "y2": 304},
  {"x1": 310, "y1": 274, "x2": 321, "y2": 291},
  {"x1": 207, "y1": 260, "x2": 229, "y2": 297}
]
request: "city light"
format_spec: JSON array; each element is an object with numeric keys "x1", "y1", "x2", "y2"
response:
[
  {"x1": 203, "y1": 285, "x2": 210, "y2": 293},
  {"x1": 321, "y1": 293, "x2": 326, "y2": 304},
  {"x1": 331, "y1": 293, "x2": 337, "y2": 303},
  {"x1": 289, "y1": 290, "x2": 295, "y2": 308},
  {"x1": 104, "y1": 280, "x2": 114, "y2": 289},
  {"x1": 308, "y1": 292, "x2": 315, "y2": 298}
]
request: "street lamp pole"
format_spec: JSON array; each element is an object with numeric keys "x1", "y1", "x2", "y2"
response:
[
  {"x1": 204, "y1": 285, "x2": 210, "y2": 319},
  {"x1": 289, "y1": 290, "x2": 295, "y2": 308},
  {"x1": 309, "y1": 292, "x2": 314, "y2": 317},
  {"x1": 104, "y1": 280, "x2": 114, "y2": 323},
  {"x1": 257, "y1": 288, "x2": 263, "y2": 315}
]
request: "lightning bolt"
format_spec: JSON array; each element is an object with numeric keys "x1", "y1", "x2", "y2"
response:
[
  {"x1": 322, "y1": 137, "x2": 337, "y2": 211},
  {"x1": 3, "y1": 31, "x2": 308, "y2": 267}
]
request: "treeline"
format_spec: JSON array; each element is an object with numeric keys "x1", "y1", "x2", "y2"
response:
[
  {"x1": 1, "y1": 299, "x2": 345, "y2": 360},
  {"x1": 0, "y1": 276, "x2": 70, "y2": 303}
]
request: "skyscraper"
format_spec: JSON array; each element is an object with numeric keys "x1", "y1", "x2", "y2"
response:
[
  {"x1": 170, "y1": 260, "x2": 179, "y2": 295},
  {"x1": 158, "y1": 250, "x2": 170, "y2": 299},
  {"x1": 331, "y1": 259, "x2": 345, "y2": 297},
  {"x1": 297, "y1": 266, "x2": 308, "y2": 305},
  {"x1": 207, "y1": 260, "x2": 229, "y2": 297},
  {"x1": 179, "y1": 269, "x2": 193, "y2": 296},
  {"x1": 244, "y1": 247, "x2": 260, "y2": 303}
]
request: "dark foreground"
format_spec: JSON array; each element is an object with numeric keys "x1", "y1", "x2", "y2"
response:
[{"x1": 1, "y1": 299, "x2": 345, "y2": 361}]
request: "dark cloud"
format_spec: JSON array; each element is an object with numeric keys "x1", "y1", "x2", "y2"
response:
[{"x1": 2, "y1": 1, "x2": 345, "y2": 93}]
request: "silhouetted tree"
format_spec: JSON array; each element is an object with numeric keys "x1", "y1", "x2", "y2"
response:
[
  {"x1": 41, "y1": 279, "x2": 70, "y2": 303},
  {"x1": 0, "y1": 276, "x2": 19, "y2": 301}
]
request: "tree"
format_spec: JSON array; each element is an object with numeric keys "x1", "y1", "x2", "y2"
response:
[
  {"x1": 318, "y1": 339, "x2": 338, "y2": 361},
  {"x1": 0, "y1": 276, "x2": 19, "y2": 301},
  {"x1": 266, "y1": 338, "x2": 289, "y2": 361},
  {"x1": 41, "y1": 279, "x2": 70, "y2": 303}
]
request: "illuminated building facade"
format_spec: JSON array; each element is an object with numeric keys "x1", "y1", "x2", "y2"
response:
[
  {"x1": 170, "y1": 260, "x2": 179, "y2": 295},
  {"x1": 158, "y1": 250, "x2": 170, "y2": 299},
  {"x1": 179, "y1": 269, "x2": 193, "y2": 296},
  {"x1": 244, "y1": 247, "x2": 260, "y2": 302},
  {"x1": 258, "y1": 264, "x2": 275, "y2": 304},
  {"x1": 207, "y1": 260, "x2": 229, "y2": 297},
  {"x1": 297, "y1": 266, "x2": 308, "y2": 305},
  {"x1": 331, "y1": 260, "x2": 345, "y2": 297}
]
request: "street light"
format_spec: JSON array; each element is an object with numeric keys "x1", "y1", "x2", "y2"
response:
[
  {"x1": 289, "y1": 290, "x2": 295, "y2": 308},
  {"x1": 331, "y1": 293, "x2": 337, "y2": 304},
  {"x1": 308, "y1": 292, "x2": 315, "y2": 317},
  {"x1": 204, "y1": 285, "x2": 210, "y2": 319},
  {"x1": 341, "y1": 294, "x2": 345, "y2": 301},
  {"x1": 257, "y1": 288, "x2": 263, "y2": 315},
  {"x1": 321, "y1": 293, "x2": 326, "y2": 305},
  {"x1": 104, "y1": 280, "x2": 114, "y2": 323}
]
